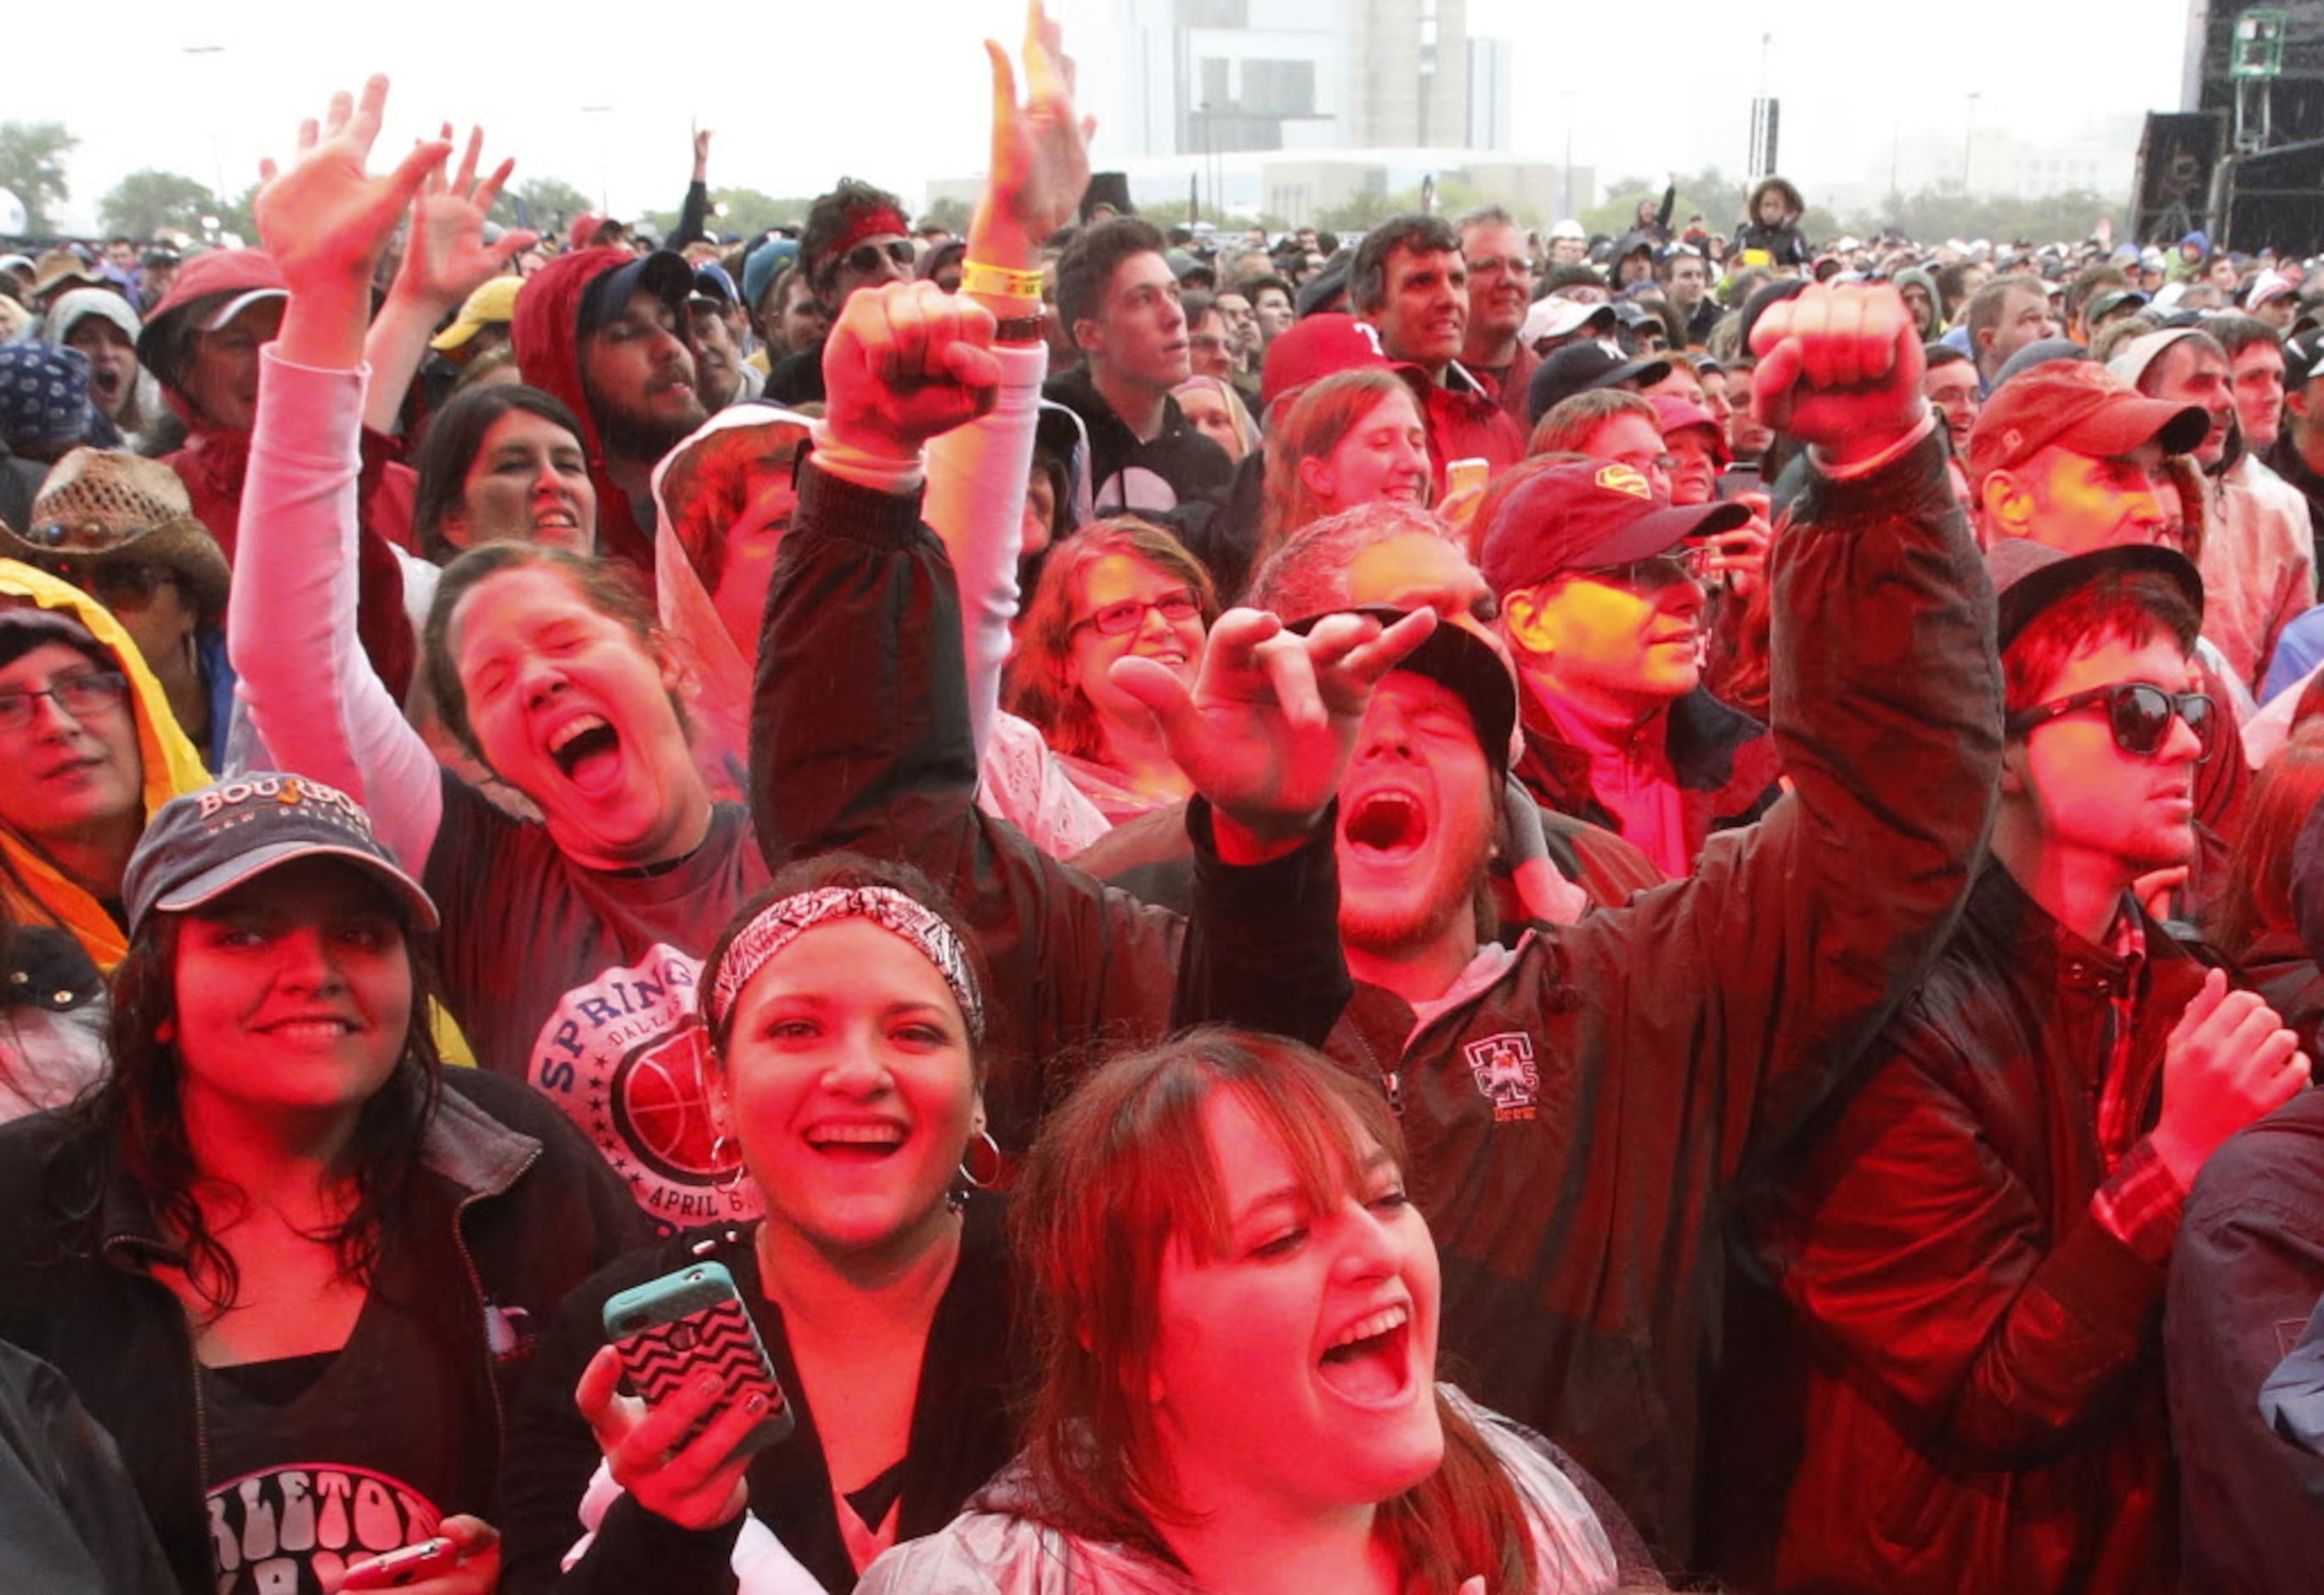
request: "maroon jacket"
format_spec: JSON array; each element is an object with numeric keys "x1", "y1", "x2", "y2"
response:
[
  {"x1": 164, "y1": 419, "x2": 416, "y2": 705},
  {"x1": 1398, "y1": 361, "x2": 1526, "y2": 493},
  {"x1": 510, "y1": 247, "x2": 657, "y2": 580}
]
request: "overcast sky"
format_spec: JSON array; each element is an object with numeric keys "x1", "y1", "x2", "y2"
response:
[{"x1": 12, "y1": 0, "x2": 2202, "y2": 233}]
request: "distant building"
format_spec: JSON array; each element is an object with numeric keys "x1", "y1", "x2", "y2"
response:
[{"x1": 1076, "y1": 0, "x2": 1511, "y2": 161}]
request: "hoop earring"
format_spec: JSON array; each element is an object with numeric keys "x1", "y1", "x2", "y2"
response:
[
  {"x1": 709, "y1": 1134, "x2": 748, "y2": 1195},
  {"x1": 956, "y1": 1128, "x2": 1002, "y2": 1193}
]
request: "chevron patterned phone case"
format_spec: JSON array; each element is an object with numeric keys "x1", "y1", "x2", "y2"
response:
[{"x1": 604, "y1": 1261, "x2": 795, "y2": 1456}]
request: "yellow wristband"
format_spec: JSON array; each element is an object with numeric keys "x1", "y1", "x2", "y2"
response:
[{"x1": 961, "y1": 260, "x2": 1045, "y2": 301}]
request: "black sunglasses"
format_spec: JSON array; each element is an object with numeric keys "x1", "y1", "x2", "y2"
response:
[
  {"x1": 2005, "y1": 681, "x2": 2216, "y2": 763},
  {"x1": 842, "y1": 240, "x2": 916, "y2": 277}
]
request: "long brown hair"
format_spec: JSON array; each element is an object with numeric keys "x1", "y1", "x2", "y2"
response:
[
  {"x1": 1259, "y1": 369, "x2": 1427, "y2": 557},
  {"x1": 2208, "y1": 727, "x2": 2324, "y2": 959},
  {"x1": 1002, "y1": 520, "x2": 1219, "y2": 764},
  {"x1": 1012, "y1": 1029, "x2": 1540, "y2": 1594}
]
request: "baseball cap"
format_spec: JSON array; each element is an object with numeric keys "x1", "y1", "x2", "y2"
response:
[
  {"x1": 1987, "y1": 538, "x2": 2203, "y2": 651},
  {"x1": 1479, "y1": 459, "x2": 1749, "y2": 597},
  {"x1": 1527, "y1": 342, "x2": 1672, "y2": 425},
  {"x1": 1520, "y1": 297, "x2": 1616, "y2": 350},
  {"x1": 1259, "y1": 313, "x2": 1390, "y2": 414},
  {"x1": 1290, "y1": 606, "x2": 1516, "y2": 778},
  {"x1": 1649, "y1": 394, "x2": 1730, "y2": 462},
  {"x1": 2084, "y1": 288, "x2": 2149, "y2": 323},
  {"x1": 2288, "y1": 328, "x2": 2324, "y2": 386},
  {"x1": 577, "y1": 251, "x2": 696, "y2": 341},
  {"x1": 123, "y1": 773, "x2": 438, "y2": 937},
  {"x1": 1965, "y1": 361, "x2": 2208, "y2": 489},
  {"x1": 428, "y1": 274, "x2": 525, "y2": 352}
]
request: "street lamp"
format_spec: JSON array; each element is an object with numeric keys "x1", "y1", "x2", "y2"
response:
[
  {"x1": 1963, "y1": 92, "x2": 1982, "y2": 196},
  {"x1": 580, "y1": 105, "x2": 615, "y2": 219}
]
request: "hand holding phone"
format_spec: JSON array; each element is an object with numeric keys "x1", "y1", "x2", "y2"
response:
[
  {"x1": 339, "y1": 1537, "x2": 457, "y2": 1591},
  {"x1": 602, "y1": 1260, "x2": 793, "y2": 1456},
  {"x1": 578, "y1": 1260, "x2": 793, "y2": 1531},
  {"x1": 336, "y1": 1516, "x2": 498, "y2": 1592}
]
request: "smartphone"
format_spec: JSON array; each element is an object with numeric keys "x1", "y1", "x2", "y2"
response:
[
  {"x1": 602, "y1": 1260, "x2": 794, "y2": 1457},
  {"x1": 1714, "y1": 464, "x2": 1763, "y2": 503},
  {"x1": 1445, "y1": 457, "x2": 1491, "y2": 499},
  {"x1": 341, "y1": 1536, "x2": 459, "y2": 1591}
]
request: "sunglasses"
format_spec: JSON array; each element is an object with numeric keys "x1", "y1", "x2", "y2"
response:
[
  {"x1": 2005, "y1": 681, "x2": 2217, "y2": 763},
  {"x1": 25, "y1": 551, "x2": 183, "y2": 612},
  {"x1": 841, "y1": 240, "x2": 917, "y2": 277},
  {"x1": 1578, "y1": 544, "x2": 1709, "y2": 591},
  {"x1": 1069, "y1": 588, "x2": 1201, "y2": 640}
]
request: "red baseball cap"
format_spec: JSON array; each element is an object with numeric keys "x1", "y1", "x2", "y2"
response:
[
  {"x1": 1965, "y1": 360, "x2": 2208, "y2": 490},
  {"x1": 1479, "y1": 459, "x2": 1750, "y2": 597},
  {"x1": 1260, "y1": 313, "x2": 1391, "y2": 414}
]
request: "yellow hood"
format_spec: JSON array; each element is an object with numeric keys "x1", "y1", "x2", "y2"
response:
[{"x1": 0, "y1": 561, "x2": 211, "y2": 968}]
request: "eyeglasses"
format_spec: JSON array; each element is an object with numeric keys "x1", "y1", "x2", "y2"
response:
[
  {"x1": 2005, "y1": 681, "x2": 2217, "y2": 763},
  {"x1": 0, "y1": 669, "x2": 130, "y2": 733},
  {"x1": 1579, "y1": 544, "x2": 1708, "y2": 592},
  {"x1": 1069, "y1": 588, "x2": 1201, "y2": 639},
  {"x1": 26, "y1": 552, "x2": 181, "y2": 612},
  {"x1": 841, "y1": 240, "x2": 916, "y2": 278}
]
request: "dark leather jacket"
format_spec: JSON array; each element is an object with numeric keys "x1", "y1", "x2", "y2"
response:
[
  {"x1": 0, "y1": 1070, "x2": 646, "y2": 1593},
  {"x1": 1749, "y1": 866, "x2": 2209, "y2": 1592}
]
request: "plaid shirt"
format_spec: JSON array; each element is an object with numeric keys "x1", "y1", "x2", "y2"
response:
[{"x1": 2087, "y1": 905, "x2": 2186, "y2": 1265}]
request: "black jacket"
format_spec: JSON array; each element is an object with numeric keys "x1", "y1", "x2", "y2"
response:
[
  {"x1": 500, "y1": 1201, "x2": 1023, "y2": 1593},
  {"x1": 0, "y1": 1070, "x2": 646, "y2": 1593},
  {"x1": 1747, "y1": 868, "x2": 2206, "y2": 1592},
  {"x1": 760, "y1": 427, "x2": 1999, "y2": 1567}
]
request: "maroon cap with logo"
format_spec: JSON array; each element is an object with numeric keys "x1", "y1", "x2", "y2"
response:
[{"x1": 1478, "y1": 459, "x2": 1750, "y2": 597}]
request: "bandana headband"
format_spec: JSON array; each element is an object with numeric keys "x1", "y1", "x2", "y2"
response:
[
  {"x1": 818, "y1": 206, "x2": 912, "y2": 277},
  {"x1": 706, "y1": 885, "x2": 984, "y2": 1043}
]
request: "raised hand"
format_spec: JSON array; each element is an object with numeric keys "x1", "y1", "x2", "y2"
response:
[
  {"x1": 1748, "y1": 283, "x2": 1926, "y2": 466},
  {"x1": 975, "y1": 0, "x2": 1096, "y2": 262},
  {"x1": 822, "y1": 281, "x2": 1001, "y2": 460},
  {"x1": 393, "y1": 125, "x2": 537, "y2": 313},
  {"x1": 2149, "y1": 967, "x2": 2310, "y2": 1188},
  {"x1": 256, "y1": 76, "x2": 450, "y2": 299},
  {"x1": 1111, "y1": 606, "x2": 1439, "y2": 854}
]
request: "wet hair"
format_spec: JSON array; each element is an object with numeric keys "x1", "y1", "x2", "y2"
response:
[
  {"x1": 657, "y1": 416, "x2": 813, "y2": 598},
  {"x1": 1527, "y1": 389, "x2": 1656, "y2": 458},
  {"x1": 409, "y1": 384, "x2": 589, "y2": 562},
  {"x1": 1055, "y1": 217, "x2": 1170, "y2": 336},
  {"x1": 421, "y1": 542, "x2": 668, "y2": 764},
  {"x1": 1258, "y1": 369, "x2": 1427, "y2": 553},
  {"x1": 57, "y1": 865, "x2": 443, "y2": 1316},
  {"x1": 1246, "y1": 499, "x2": 1463, "y2": 624},
  {"x1": 1350, "y1": 215, "x2": 1463, "y2": 317},
  {"x1": 1011, "y1": 1029, "x2": 1542, "y2": 1593},
  {"x1": 2001, "y1": 568, "x2": 2202, "y2": 719},
  {"x1": 700, "y1": 851, "x2": 990, "y2": 1087},
  {"x1": 2207, "y1": 729, "x2": 2324, "y2": 959},
  {"x1": 1003, "y1": 520, "x2": 1221, "y2": 764}
]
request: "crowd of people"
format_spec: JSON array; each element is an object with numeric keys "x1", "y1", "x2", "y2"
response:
[{"x1": 4, "y1": 7, "x2": 2324, "y2": 1591}]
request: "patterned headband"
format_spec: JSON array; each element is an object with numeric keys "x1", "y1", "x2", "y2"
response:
[{"x1": 706, "y1": 885, "x2": 985, "y2": 1043}]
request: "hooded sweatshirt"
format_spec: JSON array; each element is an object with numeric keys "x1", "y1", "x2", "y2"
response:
[
  {"x1": 510, "y1": 248, "x2": 661, "y2": 579},
  {"x1": 0, "y1": 562, "x2": 209, "y2": 969}
]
